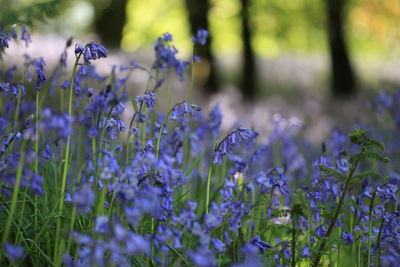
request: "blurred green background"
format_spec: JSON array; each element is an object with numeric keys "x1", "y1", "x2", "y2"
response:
[{"x1": 1, "y1": 0, "x2": 400, "y2": 101}]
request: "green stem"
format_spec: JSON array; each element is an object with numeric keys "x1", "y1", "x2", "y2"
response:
[
  {"x1": 53, "y1": 52, "x2": 82, "y2": 265},
  {"x1": 155, "y1": 101, "x2": 186, "y2": 159},
  {"x1": 155, "y1": 110, "x2": 173, "y2": 159},
  {"x1": 34, "y1": 91, "x2": 40, "y2": 239},
  {"x1": 291, "y1": 216, "x2": 296, "y2": 267},
  {"x1": 366, "y1": 189, "x2": 377, "y2": 267},
  {"x1": 312, "y1": 161, "x2": 358, "y2": 267},
  {"x1": 2, "y1": 140, "x2": 27, "y2": 244},
  {"x1": 205, "y1": 157, "x2": 214, "y2": 214},
  {"x1": 13, "y1": 92, "x2": 22, "y2": 128},
  {"x1": 374, "y1": 218, "x2": 385, "y2": 266},
  {"x1": 66, "y1": 167, "x2": 84, "y2": 252},
  {"x1": 15, "y1": 187, "x2": 28, "y2": 243}
]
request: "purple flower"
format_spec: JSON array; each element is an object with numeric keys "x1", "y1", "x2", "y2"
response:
[
  {"x1": 21, "y1": 26, "x2": 32, "y2": 47},
  {"x1": 0, "y1": 33, "x2": 10, "y2": 49},
  {"x1": 300, "y1": 246, "x2": 311, "y2": 258},
  {"x1": 211, "y1": 238, "x2": 226, "y2": 253},
  {"x1": 213, "y1": 127, "x2": 258, "y2": 165},
  {"x1": 94, "y1": 215, "x2": 109, "y2": 234},
  {"x1": 5, "y1": 243, "x2": 24, "y2": 261},
  {"x1": 250, "y1": 235, "x2": 272, "y2": 253},
  {"x1": 376, "y1": 184, "x2": 398, "y2": 203},
  {"x1": 72, "y1": 184, "x2": 95, "y2": 214},
  {"x1": 153, "y1": 33, "x2": 189, "y2": 81},
  {"x1": 125, "y1": 233, "x2": 151, "y2": 255},
  {"x1": 135, "y1": 91, "x2": 157, "y2": 109},
  {"x1": 341, "y1": 231, "x2": 354, "y2": 245},
  {"x1": 187, "y1": 247, "x2": 217, "y2": 267},
  {"x1": 170, "y1": 101, "x2": 198, "y2": 121},
  {"x1": 29, "y1": 57, "x2": 47, "y2": 91},
  {"x1": 76, "y1": 42, "x2": 108, "y2": 64},
  {"x1": 315, "y1": 225, "x2": 327, "y2": 238},
  {"x1": 192, "y1": 29, "x2": 208, "y2": 45}
]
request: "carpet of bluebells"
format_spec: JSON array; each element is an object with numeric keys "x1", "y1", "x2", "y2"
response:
[{"x1": 0, "y1": 25, "x2": 399, "y2": 267}]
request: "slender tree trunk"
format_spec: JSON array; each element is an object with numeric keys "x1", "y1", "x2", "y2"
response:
[
  {"x1": 184, "y1": 0, "x2": 218, "y2": 94},
  {"x1": 326, "y1": 0, "x2": 356, "y2": 97},
  {"x1": 94, "y1": 0, "x2": 128, "y2": 48},
  {"x1": 240, "y1": 0, "x2": 257, "y2": 100}
]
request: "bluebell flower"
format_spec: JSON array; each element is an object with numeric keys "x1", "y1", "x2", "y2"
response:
[
  {"x1": 76, "y1": 42, "x2": 109, "y2": 64},
  {"x1": 300, "y1": 245, "x2": 311, "y2": 258},
  {"x1": 251, "y1": 235, "x2": 272, "y2": 253},
  {"x1": 194, "y1": 55, "x2": 201, "y2": 62},
  {"x1": 153, "y1": 33, "x2": 189, "y2": 80},
  {"x1": 376, "y1": 184, "x2": 398, "y2": 203},
  {"x1": 94, "y1": 215, "x2": 109, "y2": 234},
  {"x1": 125, "y1": 233, "x2": 151, "y2": 256},
  {"x1": 0, "y1": 82, "x2": 25, "y2": 98},
  {"x1": 10, "y1": 28, "x2": 18, "y2": 40},
  {"x1": 170, "y1": 101, "x2": 198, "y2": 121},
  {"x1": 61, "y1": 80, "x2": 70, "y2": 90},
  {"x1": 21, "y1": 169, "x2": 44, "y2": 195},
  {"x1": 5, "y1": 243, "x2": 24, "y2": 261},
  {"x1": 341, "y1": 231, "x2": 354, "y2": 244},
  {"x1": 5, "y1": 65, "x2": 17, "y2": 83},
  {"x1": 135, "y1": 91, "x2": 157, "y2": 109},
  {"x1": 213, "y1": 127, "x2": 258, "y2": 165},
  {"x1": 192, "y1": 29, "x2": 208, "y2": 45},
  {"x1": 315, "y1": 225, "x2": 327, "y2": 238},
  {"x1": 33, "y1": 57, "x2": 46, "y2": 91},
  {"x1": 21, "y1": 26, "x2": 32, "y2": 47},
  {"x1": 104, "y1": 117, "x2": 127, "y2": 140},
  {"x1": 187, "y1": 247, "x2": 217, "y2": 267},
  {"x1": 211, "y1": 238, "x2": 226, "y2": 253},
  {"x1": 130, "y1": 60, "x2": 140, "y2": 68},
  {"x1": 110, "y1": 101, "x2": 125, "y2": 116},
  {"x1": 39, "y1": 108, "x2": 73, "y2": 140},
  {"x1": 0, "y1": 33, "x2": 10, "y2": 49},
  {"x1": 239, "y1": 243, "x2": 259, "y2": 256},
  {"x1": 336, "y1": 154, "x2": 349, "y2": 172},
  {"x1": 72, "y1": 184, "x2": 95, "y2": 214}
]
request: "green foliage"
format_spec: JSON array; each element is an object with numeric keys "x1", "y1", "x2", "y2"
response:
[
  {"x1": 0, "y1": 0, "x2": 70, "y2": 28},
  {"x1": 349, "y1": 129, "x2": 368, "y2": 145},
  {"x1": 353, "y1": 170, "x2": 388, "y2": 181},
  {"x1": 290, "y1": 189, "x2": 309, "y2": 217}
]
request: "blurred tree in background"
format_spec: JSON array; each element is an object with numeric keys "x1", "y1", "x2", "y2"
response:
[
  {"x1": 184, "y1": 0, "x2": 219, "y2": 94},
  {"x1": 326, "y1": 0, "x2": 356, "y2": 97},
  {"x1": 239, "y1": 0, "x2": 257, "y2": 100},
  {"x1": 93, "y1": 0, "x2": 127, "y2": 48}
]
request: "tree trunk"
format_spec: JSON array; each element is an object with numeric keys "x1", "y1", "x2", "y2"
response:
[
  {"x1": 184, "y1": 0, "x2": 218, "y2": 94},
  {"x1": 326, "y1": 0, "x2": 356, "y2": 97},
  {"x1": 240, "y1": 0, "x2": 257, "y2": 100},
  {"x1": 94, "y1": 0, "x2": 128, "y2": 48}
]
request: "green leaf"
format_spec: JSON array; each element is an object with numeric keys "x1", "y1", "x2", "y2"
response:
[
  {"x1": 353, "y1": 171, "x2": 386, "y2": 180},
  {"x1": 365, "y1": 139, "x2": 385, "y2": 152},
  {"x1": 319, "y1": 165, "x2": 342, "y2": 177},
  {"x1": 349, "y1": 129, "x2": 368, "y2": 145}
]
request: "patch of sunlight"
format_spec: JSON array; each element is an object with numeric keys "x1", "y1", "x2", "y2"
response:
[
  {"x1": 253, "y1": 35, "x2": 280, "y2": 58},
  {"x1": 209, "y1": 0, "x2": 242, "y2": 53},
  {"x1": 122, "y1": 0, "x2": 191, "y2": 54}
]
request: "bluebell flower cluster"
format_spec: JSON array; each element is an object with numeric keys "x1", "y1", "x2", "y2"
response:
[
  {"x1": 213, "y1": 127, "x2": 258, "y2": 165},
  {"x1": 75, "y1": 42, "x2": 109, "y2": 64},
  {"x1": 153, "y1": 32, "x2": 189, "y2": 80},
  {"x1": 1, "y1": 28, "x2": 400, "y2": 267}
]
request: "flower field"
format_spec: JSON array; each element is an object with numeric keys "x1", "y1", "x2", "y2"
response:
[{"x1": 0, "y1": 26, "x2": 399, "y2": 266}]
